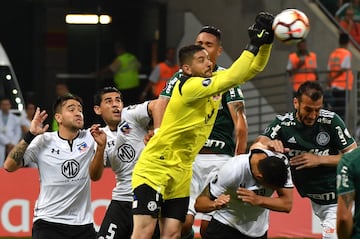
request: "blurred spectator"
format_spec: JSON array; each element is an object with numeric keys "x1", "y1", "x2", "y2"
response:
[
  {"x1": 140, "y1": 47, "x2": 179, "y2": 101},
  {"x1": 52, "y1": 80, "x2": 70, "y2": 131},
  {"x1": 286, "y1": 39, "x2": 318, "y2": 93},
  {"x1": 336, "y1": 0, "x2": 360, "y2": 22},
  {"x1": 327, "y1": 33, "x2": 353, "y2": 119},
  {"x1": 20, "y1": 102, "x2": 36, "y2": 135},
  {"x1": 0, "y1": 97, "x2": 21, "y2": 165},
  {"x1": 320, "y1": 0, "x2": 343, "y2": 16},
  {"x1": 338, "y1": 7, "x2": 360, "y2": 44},
  {"x1": 97, "y1": 41, "x2": 141, "y2": 106}
]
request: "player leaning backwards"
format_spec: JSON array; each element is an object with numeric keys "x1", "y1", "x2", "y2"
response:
[{"x1": 131, "y1": 12, "x2": 276, "y2": 239}]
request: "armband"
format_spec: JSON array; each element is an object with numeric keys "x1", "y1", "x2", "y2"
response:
[
  {"x1": 154, "y1": 128, "x2": 159, "y2": 135},
  {"x1": 23, "y1": 131, "x2": 36, "y2": 145},
  {"x1": 244, "y1": 44, "x2": 259, "y2": 55}
]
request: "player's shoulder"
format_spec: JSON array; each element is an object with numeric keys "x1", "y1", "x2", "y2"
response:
[
  {"x1": 275, "y1": 112, "x2": 295, "y2": 122},
  {"x1": 317, "y1": 109, "x2": 340, "y2": 125},
  {"x1": 214, "y1": 65, "x2": 226, "y2": 72},
  {"x1": 78, "y1": 129, "x2": 91, "y2": 138}
]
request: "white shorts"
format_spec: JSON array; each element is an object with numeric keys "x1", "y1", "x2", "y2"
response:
[
  {"x1": 311, "y1": 201, "x2": 337, "y2": 239},
  {"x1": 188, "y1": 153, "x2": 230, "y2": 220}
]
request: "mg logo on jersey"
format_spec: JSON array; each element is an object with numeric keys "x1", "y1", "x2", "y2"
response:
[
  {"x1": 116, "y1": 144, "x2": 135, "y2": 162},
  {"x1": 61, "y1": 159, "x2": 80, "y2": 178}
]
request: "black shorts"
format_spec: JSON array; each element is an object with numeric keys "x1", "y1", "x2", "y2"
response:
[
  {"x1": 97, "y1": 200, "x2": 133, "y2": 239},
  {"x1": 97, "y1": 200, "x2": 160, "y2": 239},
  {"x1": 32, "y1": 219, "x2": 96, "y2": 239},
  {"x1": 133, "y1": 184, "x2": 189, "y2": 222},
  {"x1": 203, "y1": 218, "x2": 267, "y2": 239}
]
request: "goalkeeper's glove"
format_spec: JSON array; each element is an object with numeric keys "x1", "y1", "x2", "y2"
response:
[
  {"x1": 254, "y1": 11, "x2": 275, "y2": 44},
  {"x1": 245, "y1": 24, "x2": 272, "y2": 55}
]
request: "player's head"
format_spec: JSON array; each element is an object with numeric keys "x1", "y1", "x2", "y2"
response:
[
  {"x1": 294, "y1": 81, "x2": 324, "y2": 126},
  {"x1": 296, "y1": 39, "x2": 308, "y2": 54},
  {"x1": 93, "y1": 87, "x2": 123, "y2": 129},
  {"x1": 195, "y1": 26, "x2": 223, "y2": 66},
  {"x1": 339, "y1": 32, "x2": 350, "y2": 46},
  {"x1": 178, "y1": 44, "x2": 213, "y2": 77},
  {"x1": 250, "y1": 148, "x2": 288, "y2": 189},
  {"x1": 53, "y1": 93, "x2": 84, "y2": 130}
]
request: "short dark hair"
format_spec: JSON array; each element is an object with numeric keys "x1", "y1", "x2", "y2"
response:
[
  {"x1": 339, "y1": 32, "x2": 350, "y2": 45},
  {"x1": 93, "y1": 87, "x2": 122, "y2": 106},
  {"x1": 178, "y1": 44, "x2": 205, "y2": 66},
  {"x1": 258, "y1": 156, "x2": 288, "y2": 188},
  {"x1": 199, "y1": 26, "x2": 222, "y2": 43},
  {"x1": 295, "y1": 81, "x2": 323, "y2": 101},
  {"x1": 53, "y1": 93, "x2": 83, "y2": 114}
]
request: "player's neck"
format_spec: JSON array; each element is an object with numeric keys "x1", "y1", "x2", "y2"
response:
[{"x1": 58, "y1": 127, "x2": 80, "y2": 141}]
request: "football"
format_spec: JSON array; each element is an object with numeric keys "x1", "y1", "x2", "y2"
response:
[{"x1": 272, "y1": 9, "x2": 310, "y2": 44}]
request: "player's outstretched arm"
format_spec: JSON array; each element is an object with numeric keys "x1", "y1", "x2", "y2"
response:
[{"x1": 214, "y1": 12, "x2": 275, "y2": 93}]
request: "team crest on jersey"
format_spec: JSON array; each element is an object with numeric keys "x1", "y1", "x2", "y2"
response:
[
  {"x1": 77, "y1": 142, "x2": 89, "y2": 152},
  {"x1": 316, "y1": 132, "x2": 330, "y2": 146},
  {"x1": 202, "y1": 78, "x2": 211, "y2": 86},
  {"x1": 120, "y1": 122, "x2": 132, "y2": 134}
]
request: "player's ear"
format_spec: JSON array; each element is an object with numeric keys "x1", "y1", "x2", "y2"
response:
[
  {"x1": 54, "y1": 112, "x2": 62, "y2": 125},
  {"x1": 93, "y1": 105, "x2": 101, "y2": 115},
  {"x1": 293, "y1": 97, "x2": 299, "y2": 109},
  {"x1": 182, "y1": 64, "x2": 192, "y2": 75},
  {"x1": 217, "y1": 46, "x2": 223, "y2": 57}
]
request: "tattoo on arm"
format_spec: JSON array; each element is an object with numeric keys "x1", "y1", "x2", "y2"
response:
[
  {"x1": 341, "y1": 192, "x2": 355, "y2": 209},
  {"x1": 9, "y1": 141, "x2": 28, "y2": 166}
]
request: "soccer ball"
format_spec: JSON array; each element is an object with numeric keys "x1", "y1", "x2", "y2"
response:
[{"x1": 272, "y1": 9, "x2": 310, "y2": 44}]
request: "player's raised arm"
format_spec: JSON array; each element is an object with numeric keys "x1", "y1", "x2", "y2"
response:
[{"x1": 4, "y1": 107, "x2": 48, "y2": 172}]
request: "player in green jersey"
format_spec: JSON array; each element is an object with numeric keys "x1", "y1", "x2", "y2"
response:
[
  {"x1": 257, "y1": 81, "x2": 357, "y2": 239},
  {"x1": 337, "y1": 147, "x2": 360, "y2": 239},
  {"x1": 131, "y1": 12, "x2": 275, "y2": 239}
]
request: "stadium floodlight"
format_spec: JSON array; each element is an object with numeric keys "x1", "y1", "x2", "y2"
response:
[{"x1": 65, "y1": 14, "x2": 112, "y2": 24}]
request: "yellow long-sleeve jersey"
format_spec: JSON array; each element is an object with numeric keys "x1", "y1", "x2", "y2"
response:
[{"x1": 132, "y1": 44, "x2": 272, "y2": 200}]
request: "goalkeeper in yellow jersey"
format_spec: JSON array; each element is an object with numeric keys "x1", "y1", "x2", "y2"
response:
[{"x1": 131, "y1": 12, "x2": 275, "y2": 239}]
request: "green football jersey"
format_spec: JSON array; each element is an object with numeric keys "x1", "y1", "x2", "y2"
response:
[
  {"x1": 159, "y1": 65, "x2": 245, "y2": 156},
  {"x1": 337, "y1": 147, "x2": 360, "y2": 238},
  {"x1": 262, "y1": 109, "x2": 355, "y2": 205}
]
